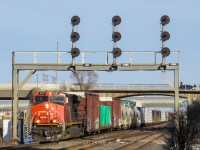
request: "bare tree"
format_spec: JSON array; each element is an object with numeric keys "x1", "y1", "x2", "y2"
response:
[
  {"x1": 70, "y1": 71, "x2": 98, "y2": 91},
  {"x1": 163, "y1": 101, "x2": 200, "y2": 150}
]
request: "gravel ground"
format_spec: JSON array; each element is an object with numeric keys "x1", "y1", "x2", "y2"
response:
[{"x1": 0, "y1": 131, "x2": 165, "y2": 150}]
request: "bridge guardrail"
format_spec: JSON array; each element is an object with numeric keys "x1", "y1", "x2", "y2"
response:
[
  {"x1": 92, "y1": 83, "x2": 173, "y2": 90},
  {"x1": 0, "y1": 83, "x2": 199, "y2": 91}
]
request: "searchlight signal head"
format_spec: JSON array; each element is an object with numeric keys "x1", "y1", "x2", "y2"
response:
[
  {"x1": 71, "y1": 16, "x2": 80, "y2": 26},
  {"x1": 112, "y1": 48, "x2": 122, "y2": 58},
  {"x1": 71, "y1": 48, "x2": 80, "y2": 58},
  {"x1": 161, "y1": 47, "x2": 170, "y2": 58},
  {"x1": 112, "y1": 32, "x2": 121, "y2": 42},
  {"x1": 160, "y1": 15, "x2": 170, "y2": 26},
  {"x1": 112, "y1": 16, "x2": 121, "y2": 26},
  {"x1": 161, "y1": 31, "x2": 170, "y2": 42},
  {"x1": 70, "y1": 32, "x2": 80, "y2": 42}
]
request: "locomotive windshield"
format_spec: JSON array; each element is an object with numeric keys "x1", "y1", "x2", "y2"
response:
[
  {"x1": 50, "y1": 96, "x2": 64, "y2": 104},
  {"x1": 34, "y1": 96, "x2": 48, "y2": 104}
]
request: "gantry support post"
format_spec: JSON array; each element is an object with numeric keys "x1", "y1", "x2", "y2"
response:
[
  {"x1": 12, "y1": 51, "x2": 19, "y2": 141},
  {"x1": 174, "y1": 69, "x2": 179, "y2": 114},
  {"x1": 12, "y1": 69, "x2": 19, "y2": 141}
]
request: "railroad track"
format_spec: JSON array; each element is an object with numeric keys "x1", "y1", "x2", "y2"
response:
[
  {"x1": 117, "y1": 132, "x2": 164, "y2": 150},
  {"x1": 57, "y1": 129, "x2": 164, "y2": 150},
  {"x1": 56, "y1": 130, "x2": 132, "y2": 150},
  {"x1": 2, "y1": 123, "x2": 167, "y2": 150}
]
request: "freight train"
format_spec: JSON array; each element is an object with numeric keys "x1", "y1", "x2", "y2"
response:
[{"x1": 31, "y1": 91, "x2": 165, "y2": 142}]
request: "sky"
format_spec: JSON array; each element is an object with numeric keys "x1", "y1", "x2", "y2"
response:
[{"x1": 0, "y1": 1, "x2": 200, "y2": 85}]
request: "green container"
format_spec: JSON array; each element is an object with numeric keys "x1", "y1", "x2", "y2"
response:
[{"x1": 100, "y1": 105, "x2": 111, "y2": 126}]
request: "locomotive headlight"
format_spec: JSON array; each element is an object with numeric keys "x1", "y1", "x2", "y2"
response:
[
  {"x1": 36, "y1": 119, "x2": 40, "y2": 123},
  {"x1": 53, "y1": 119, "x2": 57, "y2": 123},
  {"x1": 45, "y1": 103, "x2": 49, "y2": 109}
]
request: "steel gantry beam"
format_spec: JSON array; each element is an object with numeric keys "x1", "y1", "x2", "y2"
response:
[
  {"x1": 13, "y1": 63, "x2": 179, "y2": 71},
  {"x1": 11, "y1": 51, "x2": 180, "y2": 141}
]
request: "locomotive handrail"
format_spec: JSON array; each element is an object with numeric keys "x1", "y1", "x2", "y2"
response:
[
  {"x1": 54, "y1": 110, "x2": 65, "y2": 138},
  {"x1": 29, "y1": 111, "x2": 38, "y2": 134}
]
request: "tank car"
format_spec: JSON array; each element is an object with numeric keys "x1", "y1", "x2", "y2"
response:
[{"x1": 120, "y1": 100, "x2": 141, "y2": 129}]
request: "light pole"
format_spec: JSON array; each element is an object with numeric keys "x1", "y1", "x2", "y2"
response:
[
  {"x1": 36, "y1": 74, "x2": 38, "y2": 88},
  {"x1": 56, "y1": 42, "x2": 59, "y2": 84}
]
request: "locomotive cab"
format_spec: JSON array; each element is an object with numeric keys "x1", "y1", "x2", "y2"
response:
[
  {"x1": 32, "y1": 91, "x2": 66, "y2": 126},
  {"x1": 31, "y1": 91, "x2": 85, "y2": 142},
  {"x1": 31, "y1": 91, "x2": 67, "y2": 142}
]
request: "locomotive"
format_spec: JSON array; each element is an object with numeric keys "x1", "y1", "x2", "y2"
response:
[
  {"x1": 31, "y1": 91, "x2": 85, "y2": 142},
  {"x1": 31, "y1": 91, "x2": 142, "y2": 142}
]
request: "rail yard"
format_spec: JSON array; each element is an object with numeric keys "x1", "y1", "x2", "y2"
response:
[{"x1": 1, "y1": 2, "x2": 200, "y2": 149}]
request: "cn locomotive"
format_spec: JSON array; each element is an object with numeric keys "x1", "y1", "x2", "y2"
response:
[{"x1": 31, "y1": 91, "x2": 156, "y2": 142}]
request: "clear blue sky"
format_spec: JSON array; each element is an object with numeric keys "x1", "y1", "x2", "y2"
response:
[{"x1": 0, "y1": 1, "x2": 199, "y2": 85}]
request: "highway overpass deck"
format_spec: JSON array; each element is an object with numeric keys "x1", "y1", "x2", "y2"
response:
[{"x1": 0, "y1": 83, "x2": 200, "y2": 101}]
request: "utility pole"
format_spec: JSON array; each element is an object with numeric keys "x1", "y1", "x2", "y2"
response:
[{"x1": 56, "y1": 42, "x2": 59, "y2": 84}]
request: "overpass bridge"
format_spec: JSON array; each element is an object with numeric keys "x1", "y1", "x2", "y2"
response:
[{"x1": 0, "y1": 83, "x2": 200, "y2": 102}]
